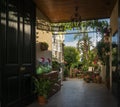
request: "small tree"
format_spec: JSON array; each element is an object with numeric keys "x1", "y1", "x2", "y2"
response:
[{"x1": 64, "y1": 46, "x2": 80, "y2": 76}]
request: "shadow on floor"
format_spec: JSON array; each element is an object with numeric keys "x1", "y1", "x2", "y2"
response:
[{"x1": 27, "y1": 79, "x2": 118, "y2": 107}]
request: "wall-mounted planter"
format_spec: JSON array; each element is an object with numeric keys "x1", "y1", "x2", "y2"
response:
[{"x1": 40, "y1": 42, "x2": 49, "y2": 51}]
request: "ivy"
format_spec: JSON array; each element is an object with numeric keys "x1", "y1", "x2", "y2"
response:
[
  {"x1": 52, "y1": 19, "x2": 110, "y2": 65},
  {"x1": 51, "y1": 19, "x2": 109, "y2": 34}
]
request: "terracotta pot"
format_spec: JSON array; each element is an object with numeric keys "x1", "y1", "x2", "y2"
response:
[
  {"x1": 96, "y1": 75, "x2": 102, "y2": 83},
  {"x1": 106, "y1": 78, "x2": 110, "y2": 89},
  {"x1": 38, "y1": 96, "x2": 47, "y2": 105}
]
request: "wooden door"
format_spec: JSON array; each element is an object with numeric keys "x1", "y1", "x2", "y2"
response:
[
  {"x1": 0, "y1": 0, "x2": 36, "y2": 107},
  {"x1": 0, "y1": 0, "x2": 2, "y2": 102},
  {"x1": 118, "y1": 0, "x2": 120, "y2": 105}
]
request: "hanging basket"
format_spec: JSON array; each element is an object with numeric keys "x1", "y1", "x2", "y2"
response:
[{"x1": 40, "y1": 42, "x2": 49, "y2": 51}]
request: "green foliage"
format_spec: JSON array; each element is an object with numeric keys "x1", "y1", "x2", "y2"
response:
[
  {"x1": 81, "y1": 20, "x2": 108, "y2": 34},
  {"x1": 52, "y1": 19, "x2": 108, "y2": 34},
  {"x1": 74, "y1": 34, "x2": 93, "y2": 56},
  {"x1": 74, "y1": 31, "x2": 97, "y2": 69},
  {"x1": 52, "y1": 61, "x2": 60, "y2": 71},
  {"x1": 71, "y1": 63, "x2": 78, "y2": 68},
  {"x1": 80, "y1": 58, "x2": 89, "y2": 72},
  {"x1": 96, "y1": 41, "x2": 110, "y2": 64},
  {"x1": 112, "y1": 46, "x2": 118, "y2": 66},
  {"x1": 71, "y1": 62, "x2": 83, "y2": 69},
  {"x1": 64, "y1": 66, "x2": 69, "y2": 77},
  {"x1": 53, "y1": 19, "x2": 109, "y2": 76},
  {"x1": 64, "y1": 46, "x2": 80, "y2": 69},
  {"x1": 82, "y1": 65, "x2": 88, "y2": 72},
  {"x1": 36, "y1": 65, "x2": 52, "y2": 74},
  {"x1": 87, "y1": 49, "x2": 97, "y2": 66},
  {"x1": 33, "y1": 77, "x2": 52, "y2": 98},
  {"x1": 40, "y1": 42, "x2": 49, "y2": 51}
]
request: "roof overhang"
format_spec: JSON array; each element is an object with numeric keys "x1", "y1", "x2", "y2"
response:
[{"x1": 34, "y1": 0, "x2": 117, "y2": 23}]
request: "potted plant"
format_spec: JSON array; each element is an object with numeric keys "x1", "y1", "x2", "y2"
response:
[
  {"x1": 52, "y1": 61, "x2": 60, "y2": 71},
  {"x1": 33, "y1": 76, "x2": 52, "y2": 105},
  {"x1": 36, "y1": 65, "x2": 52, "y2": 75},
  {"x1": 40, "y1": 42, "x2": 49, "y2": 51}
]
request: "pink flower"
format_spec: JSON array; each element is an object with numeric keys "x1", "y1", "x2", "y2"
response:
[
  {"x1": 40, "y1": 57, "x2": 45, "y2": 62},
  {"x1": 47, "y1": 58, "x2": 51, "y2": 63}
]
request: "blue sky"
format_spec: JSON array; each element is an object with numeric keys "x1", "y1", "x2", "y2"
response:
[
  {"x1": 64, "y1": 35, "x2": 77, "y2": 47},
  {"x1": 64, "y1": 19, "x2": 110, "y2": 47},
  {"x1": 64, "y1": 29, "x2": 80, "y2": 47},
  {"x1": 64, "y1": 30, "x2": 101, "y2": 47}
]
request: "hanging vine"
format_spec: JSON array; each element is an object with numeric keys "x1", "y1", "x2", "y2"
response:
[
  {"x1": 51, "y1": 19, "x2": 109, "y2": 34},
  {"x1": 52, "y1": 19, "x2": 110, "y2": 65}
]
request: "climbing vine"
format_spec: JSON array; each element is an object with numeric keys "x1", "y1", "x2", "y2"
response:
[{"x1": 51, "y1": 19, "x2": 109, "y2": 35}]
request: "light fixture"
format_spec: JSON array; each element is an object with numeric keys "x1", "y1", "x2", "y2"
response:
[{"x1": 71, "y1": 6, "x2": 81, "y2": 29}]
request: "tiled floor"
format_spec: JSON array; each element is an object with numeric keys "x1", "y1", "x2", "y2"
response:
[{"x1": 27, "y1": 78, "x2": 118, "y2": 107}]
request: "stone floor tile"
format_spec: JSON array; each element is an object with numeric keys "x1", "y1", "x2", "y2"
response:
[{"x1": 27, "y1": 79, "x2": 118, "y2": 107}]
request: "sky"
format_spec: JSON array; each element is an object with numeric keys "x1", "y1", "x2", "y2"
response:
[
  {"x1": 64, "y1": 34, "x2": 78, "y2": 47},
  {"x1": 64, "y1": 30, "x2": 102, "y2": 48},
  {"x1": 64, "y1": 19, "x2": 110, "y2": 47},
  {"x1": 64, "y1": 29, "x2": 81, "y2": 47}
]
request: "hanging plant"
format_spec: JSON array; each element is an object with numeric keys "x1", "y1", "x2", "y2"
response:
[
  {"x1": 103, "y1": 26, "x2": 111, "y2": 36},
  {"x1": 40, "y1": 42, "x2": 49, "y2": 51},
  {"x1": 96, "y1": 41, "x2": 110, "y2": 64}
]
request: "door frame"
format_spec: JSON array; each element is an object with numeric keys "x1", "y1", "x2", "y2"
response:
[{"x1": 0, "y1": 0, "x2": 36, "y2": 106}]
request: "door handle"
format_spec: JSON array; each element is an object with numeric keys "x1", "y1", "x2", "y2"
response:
[{"x1": 20, "y1": 67, "x2": 26, "y2": 71}]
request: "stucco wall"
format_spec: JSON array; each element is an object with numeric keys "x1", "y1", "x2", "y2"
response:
[
  {"x1": 110, "y1": 0, "x2": 118, "y2": 35},
  {"x1": 36, "y1": 8, "x2": 52, "y2": 65},
  {"x1": 36, "y1": 30, "x2": 52, "y2": 64}
]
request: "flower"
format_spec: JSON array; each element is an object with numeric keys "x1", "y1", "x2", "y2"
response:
[
  {"x1": 40, "y1": 57, "x2": 45, "y2": 62},
  {"x1": 47, "y1": 58, "x2": 51, "y2": 63},
  {"x1": 103, "y1": 26, "x2": 111, "y2": 37}
]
